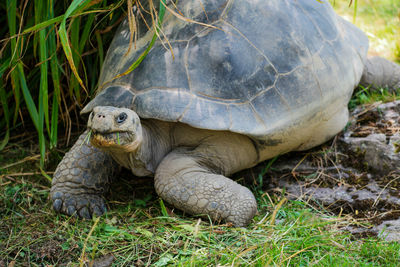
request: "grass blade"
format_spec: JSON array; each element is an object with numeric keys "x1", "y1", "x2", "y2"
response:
[
  {"x1": 10, "y1": 70, "x2": 21, "y2": 126},
  {"x1": 95, "y1": 30, "x2": 104, "y2": 69},
  {"x1": 69, "y1": 17, "x2": 82, "y2": 101},
  {"x1": 48, "y1": 51, "x2": 60, "y2": 149},
  {"x1": 18, "y1": 63, "x2": 39, "y2": 131},
  {"x1": 59, "y1": 0, "x2": 92, "y2": 93},
  {"x1": 159, "y1": 199, "x2": 169, "y2": 217},
  {"x1": 0, "y1": 57, "x2": 12, "y2": 151},
  {"x1": 69, "y1": 12, "x2": 96, "y2": 101},
  {"x1": 0, "y1": 80, "x2": 10, "y2": 150},
  {"x1": 35, "y1": 0, "x2": 49, "y2": 166},
  {"x1": 112, "y1": 0, "x2": 167, "y2": 81},
  {"x1": 48, "y1": 0, "x2": 60, "y2": 149},
  {"x1": 6, "y1": 0, "x2": 22, "y2": 126},
  {"x1": 352, "y1": 0, "x2": 358, "y2": 23},
  {"x1": 79, "y1": 13, "x2": 95, "y2": 53},
  {"x1": 22, "y1": 16, "x2": 63, "y2": 34},
  {"x1": 21, "y1": 8, "x2": 108, "y2": 36},
  {"x1": 6, "y1": 0, "x2": 17, "y2": 61},
  {"x1": 38, "y1": 29, "x2": 49, "y2": 166}
]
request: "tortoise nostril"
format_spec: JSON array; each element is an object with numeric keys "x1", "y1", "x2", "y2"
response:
[{"x1": 116, "y1": 112, "x2": 127, "y2": 123}]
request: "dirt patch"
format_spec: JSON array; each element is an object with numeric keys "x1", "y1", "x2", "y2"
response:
[{"x1": 342, "y1": 101, "x2": 400, "y2": 173}]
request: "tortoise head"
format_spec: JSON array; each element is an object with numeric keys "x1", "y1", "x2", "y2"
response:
[{"x1": 87, "y1": 106, "x2": 143, "y2": 153}]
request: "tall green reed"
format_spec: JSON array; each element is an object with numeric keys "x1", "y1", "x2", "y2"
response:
[{"x1": 1, "y1": 0, "x2": 165, "y2": 166}]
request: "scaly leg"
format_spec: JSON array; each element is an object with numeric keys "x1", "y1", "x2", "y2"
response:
[
  {"x1": 154, "y1": 134, "x2": 258, "y2": 227},
  {"x1": 360, "y1": 56, "x2": 400, "y2": 91},
  {"x1": 51, "y1": 131, "x2": 118, "y2": 218}
]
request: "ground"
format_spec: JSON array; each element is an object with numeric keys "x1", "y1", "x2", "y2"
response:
[{"x1": 2, "y1": 101, "x2": 400, "y2": 266}]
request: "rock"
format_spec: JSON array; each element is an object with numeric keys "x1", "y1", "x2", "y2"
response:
[{"x1": 341, "y1": 100, "x2": 400, "y2": 174}]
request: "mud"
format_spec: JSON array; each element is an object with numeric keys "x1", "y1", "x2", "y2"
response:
[{"x1": 260, "y1": 101, "x2": 400, "y2": 241}]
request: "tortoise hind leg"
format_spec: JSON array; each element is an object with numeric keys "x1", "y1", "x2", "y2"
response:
[
  {"x1": 360, "y1": 56, "x2": 400, "y2": 91},
  {"x1": 51, "y1": 131, "x2": 118, "y2": 218}
]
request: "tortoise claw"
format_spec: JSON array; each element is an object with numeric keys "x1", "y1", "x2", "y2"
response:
[
  {"x1": 92, "y1": 205, "x2": 105, "y2": 217},
  {"x1": 53, "y1": 198, "x2": 62, "y2": 212},
  {"x1": 51, "y1": 191, "x2": 106, "y2": 219},
  {"x1": 79, "y1": 206, "x2": 91, "y2": 219},
  {"x1": 67, "y1": 205, "x2": 77, "y2": 216}
]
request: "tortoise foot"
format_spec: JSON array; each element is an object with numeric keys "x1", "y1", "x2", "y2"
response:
[
  {"x1": 52, "y1": 191, "x2": 106, "y2": 219},
  {"x1": 51, "y1": 131, "x2": 117, "y2": 219}
]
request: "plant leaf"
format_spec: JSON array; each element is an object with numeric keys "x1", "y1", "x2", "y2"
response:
[
  {"x1": 59, "y1": 0, "x2": 93, "y2": 92},
  {"x1": 111, "y1": 0, "x2": 167, "y2": 81}
]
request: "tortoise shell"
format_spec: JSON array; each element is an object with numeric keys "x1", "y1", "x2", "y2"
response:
[{"x1": 83, "y1": 0, "x2": 368, "y2": 139}]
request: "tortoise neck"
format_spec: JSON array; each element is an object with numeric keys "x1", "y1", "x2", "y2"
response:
[
  {"x1": 117, "y1": 120, "x2": 172, "y2": 176},
  {"x1": 140, "y1": 120, "x2": 173, "y2": 172}
]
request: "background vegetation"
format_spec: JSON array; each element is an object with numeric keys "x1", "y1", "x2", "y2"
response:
[
  {"x1": 1, "y1": 0, "x2": 136, "y2": 166},
  {"x1": 0, "y1": 0, "x2": 400, "y2": 265}
]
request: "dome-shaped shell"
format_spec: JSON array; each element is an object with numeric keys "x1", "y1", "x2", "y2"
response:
[{"x1": 84, "y1": 0, "x2": 368, "y2": 140}]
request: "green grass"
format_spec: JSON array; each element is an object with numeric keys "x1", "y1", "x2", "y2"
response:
[
  {"x1": 349, "y1": 86, "x2": 400, "y2": 109},
  {"x1": 2, "y1": 155, "x2": 400, "y2": 266},
  {"x1": 1, "y1": 145, "x2": 400, "y2": 266},
  {"x1": 332, "y1": 0, "x2": 400, "y2": 62},
  {"x1": 1, "y1": 0, "x2": 125, "y2": 166},
  {"x1": 331, "y1": 0, "x2": 400, "y2": 107}
]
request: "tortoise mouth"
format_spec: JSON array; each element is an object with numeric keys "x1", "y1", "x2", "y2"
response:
[{"x1": 89, "y1": 130, "x2": 139, "y2": 151}]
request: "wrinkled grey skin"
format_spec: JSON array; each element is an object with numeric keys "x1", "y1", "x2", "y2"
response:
[{"x1": 51, "y1": 0, "x2": 400, "y2": 226}]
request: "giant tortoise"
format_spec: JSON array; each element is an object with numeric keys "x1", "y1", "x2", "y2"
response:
[{"x1": 51, "y1": 0, "x2": 400, "y2": 226}]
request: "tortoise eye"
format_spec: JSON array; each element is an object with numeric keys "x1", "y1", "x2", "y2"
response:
[{"x1": 116, "y1": 112, "x2": 127, "y2": 123}]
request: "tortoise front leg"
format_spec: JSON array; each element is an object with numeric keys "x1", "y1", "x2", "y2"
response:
[
  {"x1": 154, "y1": 148, "x2": 258, "y2": 227},
  {"x1": 51, "y1": 131, "x2": 118, "y2": 218}
]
